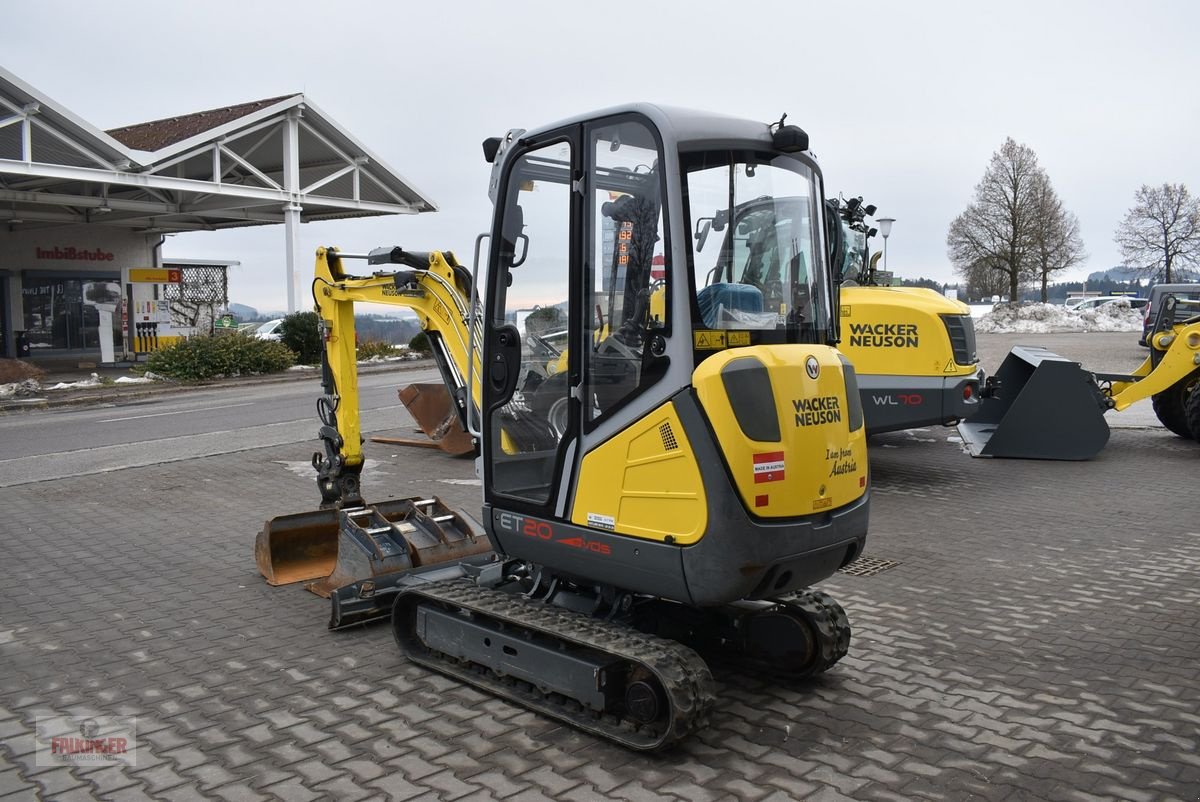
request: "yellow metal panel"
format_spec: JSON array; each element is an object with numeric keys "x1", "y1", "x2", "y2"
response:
[
  {"x1": 693, "y1": 346, "x2": 868, "y2": 518},
  {"x1": 571, "y1": 404, "x2": 707, "y2": 544},
  {"x1": 839, "y1": 286, "x2": 976, "y2": 377}
]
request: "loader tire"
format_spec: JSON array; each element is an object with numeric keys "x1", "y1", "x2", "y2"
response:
[
  {"x1": 1185, "y1": 374, "x2": 1200, "y2": 441},
  {"x1": 1151, "y1": 369, "x2": 1200, "y2": 440}
]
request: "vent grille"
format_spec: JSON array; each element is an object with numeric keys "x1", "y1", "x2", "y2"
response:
[
  {"x1": 941, "y1": 314, "x2": 978, "y2": 366},
  {"x1": 838, "y1": 556, "x2": 902, "y2": 576},
  {"x1": 659, "y1": 422, "x2": 679, "y2": 451}
]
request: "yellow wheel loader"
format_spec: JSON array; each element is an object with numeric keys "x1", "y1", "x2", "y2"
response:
[
  {"x1": 692, "y1": 194, "x2": 986, "y2": 437},
  {"x1": 256, "y1": 106, "x2": 870, "y2": 751},
  {"x1": 824, "y1": 196, "x2": 1200, "y2": 458}
]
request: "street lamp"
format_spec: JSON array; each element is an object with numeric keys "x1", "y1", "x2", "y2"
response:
[{"x1": 876, "y1": 217, "x2": 896, "y2": 275}]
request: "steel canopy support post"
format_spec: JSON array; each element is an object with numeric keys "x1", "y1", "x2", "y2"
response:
[{"x1": 283, "y1": 109, "x2": 302, "y2": 313}]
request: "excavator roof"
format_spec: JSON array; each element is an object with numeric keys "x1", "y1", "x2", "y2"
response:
[{"x1": 520, "y1": 103, "x2": 807, "y2": 154}]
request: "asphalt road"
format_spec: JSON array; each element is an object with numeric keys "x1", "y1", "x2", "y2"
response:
[
  {"x1": 0, "y1": 330, "x2": 1167, "y2": 489},
  {"x1": 0, "y1": 366, "x2": 442, "y2": 488}
]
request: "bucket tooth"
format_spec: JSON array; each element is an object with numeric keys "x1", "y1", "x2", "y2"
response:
[{"x1": 957, "y1": 345, "x2": 1110, "y2": 460}]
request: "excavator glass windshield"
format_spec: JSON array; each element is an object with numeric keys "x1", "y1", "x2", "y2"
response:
[{"x1": 684, "y1": 154, "x2": 831, "y2": 344}]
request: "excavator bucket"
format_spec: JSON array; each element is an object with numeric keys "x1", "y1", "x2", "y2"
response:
[
  {"x1": 370, "y1": 383, "x2": 474, "y2": 455},
  {"x1": 255, "y1": 496, "x2": 491, "y2": 599},
  {"x1": 957, "y1": 345, "x2": 1111, "y2": 460}
]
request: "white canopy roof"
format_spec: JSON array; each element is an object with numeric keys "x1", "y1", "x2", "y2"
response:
[{"x1": 0, "y1": 65, "x2": 436, "y2": 234}]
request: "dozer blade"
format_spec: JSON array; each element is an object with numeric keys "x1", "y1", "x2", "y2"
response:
[
  {"x1": 957, "y1": 345, "x2": 1111, "y2": 460},
  {"x1": 389, "y1": 383, "x2": 475, "y2": 456},
  {"x1": 255, "y1": 496, "x2": 491, "y2": 594}
]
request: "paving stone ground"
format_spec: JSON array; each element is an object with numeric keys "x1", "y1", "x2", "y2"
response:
[{"x1": 1, "y1": 409, "x2": 1198, "y2": 800}]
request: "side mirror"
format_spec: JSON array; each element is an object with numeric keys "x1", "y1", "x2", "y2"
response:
[{"x1": 694, "y1": 218, "x2": 713, "y2": 252}]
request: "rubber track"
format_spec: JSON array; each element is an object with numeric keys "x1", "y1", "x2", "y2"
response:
[
  {"x1": 780, "y1": 588, "x2": 852, "y2": 676},
  {"x1": 393, "y1": 578, "x2": 717, "y2": 751}
]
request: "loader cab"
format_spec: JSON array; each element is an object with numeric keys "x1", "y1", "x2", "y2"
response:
[{"x1": 479, "y1": 104, "x2": 837, "y2": 521}]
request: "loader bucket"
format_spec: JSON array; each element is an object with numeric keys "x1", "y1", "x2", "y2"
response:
[
  {"x1": 396, "y1": 383, "x2": 475, "y2": 455},
  {"x1": 957, "y1": 345, "x2": 1111, "y2": 460},
  {"x1": 255, "y1": 497, "x2": 491, "y2": 591}
]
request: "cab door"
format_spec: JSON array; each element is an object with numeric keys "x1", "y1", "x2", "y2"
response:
[{"x1": 482, "y1": 131, "x2": 581, "y2": 517}]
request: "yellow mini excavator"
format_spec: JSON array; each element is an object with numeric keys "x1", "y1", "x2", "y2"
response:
[{"x1": 256, "y1": 105, "x2": 871, "y2": 751}]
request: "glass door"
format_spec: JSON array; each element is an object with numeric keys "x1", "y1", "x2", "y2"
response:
[{"x1": 484, "y1": 136, "x2": 577, "y2": 508}]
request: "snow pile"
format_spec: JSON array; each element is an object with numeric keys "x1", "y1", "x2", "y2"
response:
[
  {"x1": 977, "y1": 301, "x2": 1144, "y2": 333},
  {"x1": 0, "y1": 379, "x2": 42, "y2": 399},
  {"x1": 358, "y1": 351, "x2": 426, "y2": 365},
  {"x1": 43, "y1": 371, "x2": 165, "y2": 390}
]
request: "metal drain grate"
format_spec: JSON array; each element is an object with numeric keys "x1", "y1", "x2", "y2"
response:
[{"x1": 838, "y1": 556, "x2": 902, "y2": 577}]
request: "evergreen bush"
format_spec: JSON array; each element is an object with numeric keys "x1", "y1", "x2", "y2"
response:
[
  {"x1": 408, "y1": 331, "x2": 432, "y2": 353},
  {"x1": 143, "y1": 333, "x2": 295, "y2": 381},
  {"x1": 356, "y1": 339, "x2": 398, "y2": 361},
  {"x1": 279, "y1": 312, "x2": 323, "y2": 364}
]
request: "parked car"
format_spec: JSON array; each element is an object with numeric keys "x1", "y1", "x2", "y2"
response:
[
  {"x1": 255, "y1": 319, "x2": 284, "y2": 341},
  {"x1": 1070, "y1": 295, "x2": 1148, "y2": 312},
  {"x1": 1140, "y1": 283, "x2": 1200, "y2": 346}
]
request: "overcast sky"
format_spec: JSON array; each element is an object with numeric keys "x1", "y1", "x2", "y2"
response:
[{"x1": 7, "y1": 0, "x2": 1200, "y2": 311}]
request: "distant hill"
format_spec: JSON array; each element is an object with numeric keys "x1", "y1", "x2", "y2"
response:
[
  {"x1": 1088, "y1": 265, "x2": 1199, "y2": 283},
  {"x1": 1086, "y1": 266, "x2": 1140, "y2": 283}
]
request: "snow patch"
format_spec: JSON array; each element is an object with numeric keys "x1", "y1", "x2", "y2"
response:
[
  {"x1": 358, "y1": 352, "x2": 425, "y2": 365},
  {"x1": 45, "y1": 373, "x2": 103, "y2": 390},
  {"x1": 115, "y1": 372, "x2": 163, "y2": 384},
  {"x1": 976, "y1": 301, "x2": 1143, "y2": 334}
]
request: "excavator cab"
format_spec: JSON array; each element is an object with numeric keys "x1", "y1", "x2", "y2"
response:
[{"x1": 476, "y1": 109, "x2": 865, "y2": 588}]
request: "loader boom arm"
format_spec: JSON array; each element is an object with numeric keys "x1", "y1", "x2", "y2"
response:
[
  {"x1": 1107, "y1": 319, "x2": 1200, "y2": 411},
  {"x1": 310, "y1": 246, "x2": 481, "y2": 507}
]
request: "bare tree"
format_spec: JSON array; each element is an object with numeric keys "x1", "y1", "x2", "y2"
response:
[
  {"x1": 961, "y1": 257, "x2": 1013, "y2": 301},
  {"x1": 947, "y1": 138, "x2": 1047, "y2": 302},
  {"x1": 1114, "y1": 183, "x2": 1200, "y2": 284},
  {"x1": 1030, "y1": 175, "x2": 1087, "y2": 302}
]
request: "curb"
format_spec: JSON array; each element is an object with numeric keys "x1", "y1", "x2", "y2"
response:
[{"x1": 0, "y1": 358, "x2": 437, "y2": 413}]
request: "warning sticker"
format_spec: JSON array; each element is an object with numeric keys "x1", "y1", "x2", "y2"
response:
[
  {"x1": 694, "y1": 330, "x2": 726, "y2": 350},
  {"x1": 753, "y1": 451, "x2": 786, "y2": 484},
  {"x1": 726, "y1": 331, "x2": 750, "y2": 346},
  {"x1": 943, "y1": 359, "x2": 957, "y2": 373},
  {"x1": 840, "y1": 305, "x2": 852, "y2": 317}
]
